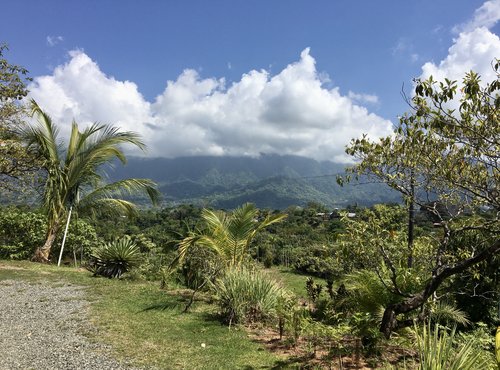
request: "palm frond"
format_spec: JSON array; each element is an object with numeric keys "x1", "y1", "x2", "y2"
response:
[
  {"x1": 79, "y1": 198, "x2": 138, "y2": 218},
  {"x1": 26, "y1": 99, "x2": 61, "y2": 164},
  {"x1": 177, "y1": 203, "x2": 286, "y2": 268},
  {"x1": 78, "y1": 178, "x2": 160, "y2": 207},
  {"x1": 430, "y1": 301, "x2": 471, "y2": 327}
]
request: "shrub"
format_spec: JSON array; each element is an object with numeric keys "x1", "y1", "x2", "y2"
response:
[
  {"x1": 291, "y1": 244, "x2": 343, "y2": 279},
  {"x1": 0, "y1": 207, "x2": 45, "y2": 259},
  {"x1": 88, "y1": 237, "x2": 142, "y2": 278},
  {"x1": 53, "y1": 218, "x2": 100, "y2": 262},
  {"x1": 212, "y1": 267, "x2": 289, "y2": 325},
  {"x1": 180, "y1": 244, "x2": 224, "y2": 289}
]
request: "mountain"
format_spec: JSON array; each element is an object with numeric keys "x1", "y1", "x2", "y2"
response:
[{"x1": 108, "y1": 154, "x2": 401, "y2": 209}]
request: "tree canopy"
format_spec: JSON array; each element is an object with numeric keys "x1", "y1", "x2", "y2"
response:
[
  {"x1": 345, "y1": 60, "x2": 500, "y2": 338},
  {"x1": 0, "y1": 43, "x2": 38, "y2": 192}
]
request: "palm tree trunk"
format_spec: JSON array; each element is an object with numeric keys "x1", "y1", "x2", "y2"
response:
[{"x1": 32, "y1": 223, "x2": 60, "y2": 263}]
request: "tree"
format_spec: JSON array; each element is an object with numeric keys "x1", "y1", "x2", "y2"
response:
[
  {"x1": 345, "y1": 61, "x2": 500, "y2": 338},
  {"x1": 178, "y1": 203, "x2": 286, "y2": 267},
  {"x1": 23, "y1": 101, "x2": 160, "y2": 262},
  {"x1": 0, "y1": 43, "x2": 38, "y2": 191}
]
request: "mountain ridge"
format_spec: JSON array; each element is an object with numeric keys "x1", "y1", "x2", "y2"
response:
[{"x1": 108, "y1": 154, "x2": 400, "y2": 209}]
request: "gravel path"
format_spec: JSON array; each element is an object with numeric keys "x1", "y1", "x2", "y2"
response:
[{"x1": 0, "y1": 279, "x2": 144, "y2": 370}]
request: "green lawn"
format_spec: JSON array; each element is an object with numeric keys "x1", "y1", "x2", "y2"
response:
[
  {"x1": 0, "y1": 260, "x2": 281, "y2": 369},
  {"x1": 264, "y1": 266, "x2": 327, "y2": 299}
]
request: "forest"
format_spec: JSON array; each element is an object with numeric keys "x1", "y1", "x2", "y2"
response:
[{"x1": 1, "y1": 43, "x2": 499, "y2": 369}]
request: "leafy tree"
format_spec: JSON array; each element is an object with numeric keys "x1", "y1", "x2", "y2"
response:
[
  {"x1": 345, "y1": 62, "x2": 500, "y2": 338},
  {"x1": 23, "y1": 101, "x2": 160, "y2": 262},
  {"x1": 178, "y1": 203, "x2": 286, "y2": 267},
  {"x1": 0, "y1": 43, "x2": 38, "y2": 191}
]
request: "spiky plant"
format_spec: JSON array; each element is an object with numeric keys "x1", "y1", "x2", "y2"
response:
[
  {"x1": 415, "y1": 322, "x2": 488, "y2": 370},
  {"x1": 90, "y1": 237, "x2": 142, "y2": 278}
]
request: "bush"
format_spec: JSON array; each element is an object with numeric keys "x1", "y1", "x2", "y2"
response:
[
  {"x1": 0, "y1": 207, "x2": 45, "y2": 259},
  {"x1": 88, "y1": 237, "x2": 142, "y2": 278},
  {"x1": 213, "y1": 267, "x2": 289, "y2": 325},
  {"x1": 0, "y1": 206, "x2": 101, "y2": 261},
  {"x1": 53, "y1": 218, "x2": 100, "y2": 262},
  {"x1": 180, "y1": 244, "x2": 223, "y2": 289},
  {"x1": 291, "y1": 244, "x2": 343, "y2": 279}
]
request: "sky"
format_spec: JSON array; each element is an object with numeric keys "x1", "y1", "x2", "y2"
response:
[{"x1": 1, "y1": 0, "x2": 499, "y2": 163}]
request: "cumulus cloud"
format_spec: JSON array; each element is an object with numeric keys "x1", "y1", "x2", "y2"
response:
[
  {"x1": 46, "y1": 35, "x2": 64, "y2": 47},
  {"x1": 420, "y1": 27, "x2": 500, "y2": 83},
  {"x1": 453, "y1": 0, "x2": 500, "y2": 33},
  {"x1": 28, "y1": 48, "x2": 394, "y2": 163},
  {"x1": 420, "y1": 1, "x2": 500, "y2": 85}
]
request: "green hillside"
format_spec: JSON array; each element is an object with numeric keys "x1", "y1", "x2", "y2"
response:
[{"x1": 108, "y1": 155, "x2": 400, "y2": 209}]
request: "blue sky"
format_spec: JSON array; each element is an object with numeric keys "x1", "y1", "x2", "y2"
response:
[{"x1": 2, "y1": 0, "x2": 499, "y2": 162}]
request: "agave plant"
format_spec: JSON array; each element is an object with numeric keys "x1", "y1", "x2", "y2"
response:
[{"x1": 90, "y1": 237, "x2": 141, "y2": 278}]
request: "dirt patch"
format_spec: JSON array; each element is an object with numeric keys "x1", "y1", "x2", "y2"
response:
[{"x1": 246, "y1": 325, "x2": 416, "y2": 369}]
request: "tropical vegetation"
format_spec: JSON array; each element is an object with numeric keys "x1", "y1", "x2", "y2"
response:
[
  {"x1": 22, "y1": 101, "x2": 160, "y2": 262},
  {"x1": 1, "y1": 43, "x2": 499, "y2": 368}
]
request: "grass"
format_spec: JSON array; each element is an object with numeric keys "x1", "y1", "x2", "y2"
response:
[
  {"x1": 0, "y1": 260, "x2": 281, "y2": 369},
  {"x1": 264, "y1": 266, "x2": 327, "y2": 299}
]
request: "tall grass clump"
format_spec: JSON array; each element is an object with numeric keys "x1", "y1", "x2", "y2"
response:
[
  {"x1": 415, "y1": 322, "x2": 488, "y2": 370},
  {"x1": 213, "y1": 267, "x2": 289, "y2": 325}
]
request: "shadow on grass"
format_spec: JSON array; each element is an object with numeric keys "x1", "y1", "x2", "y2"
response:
[
  {"x1": 140, "y1": 288, "x2": 212, "y2": 314},
  {"x1": 141, "y1": 300, "x2": 184, "y2": 312}
]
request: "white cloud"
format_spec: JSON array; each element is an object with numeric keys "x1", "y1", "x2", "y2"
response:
[
  {"x1": 453, "y1": 0, "x2": 500, "y2": 33},
  {"x1": 420, "y1": 27, "x2": 500, "y2": 83},
  {"x1": 420, "y1": 1, "x2": 500, "y2": 85},
  {"x1": 46, "y1": 35, "x2": 64, "y2": 47},
  {"x1": 348, "y1": 91, "x2": 379, "y2": 105},
  {"x1": 417, "y1": 1, "x2": 500, "y2": 114},
  {"x1": 28, "y1": 48, "x2": 394, "y2": 163}
]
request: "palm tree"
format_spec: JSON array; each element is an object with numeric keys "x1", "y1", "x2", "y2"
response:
[
  {"x1": 178, "y1": 203, "x2": 286, "y2": 267},
  {"x1": 23, "y1": 100, "x2": 160, "y2": 262}
]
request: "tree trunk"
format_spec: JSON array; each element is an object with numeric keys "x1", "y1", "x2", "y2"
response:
[
  {"x1": 380, "y1": 238, "x2": 500, "y2": 338},
  {"x1": 32, "y1": 224, "x2": 60, "y2": 263}
]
